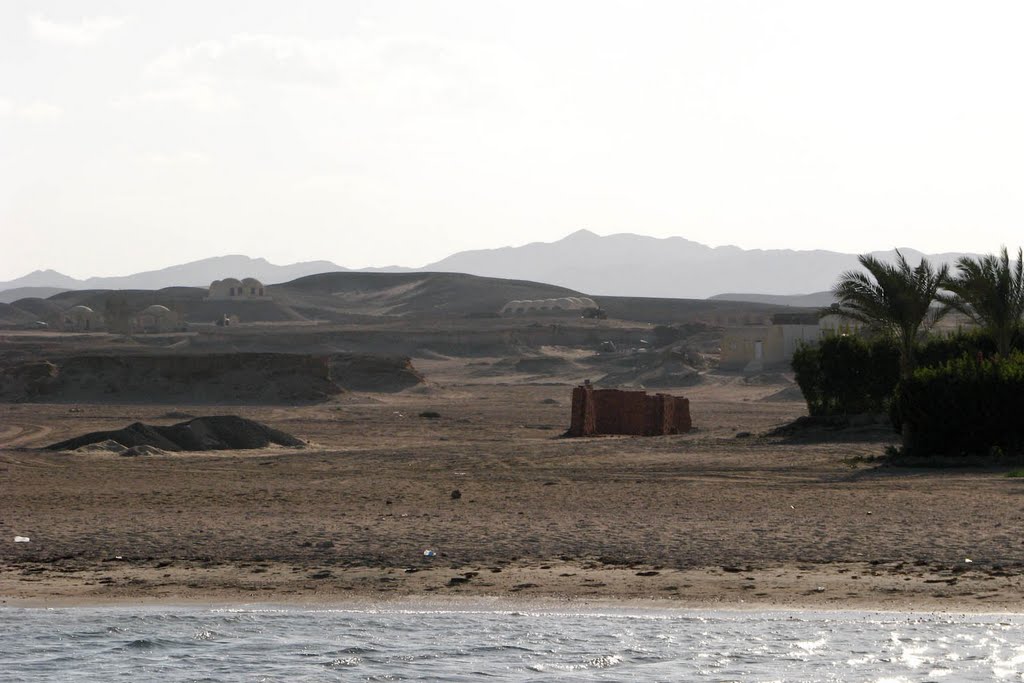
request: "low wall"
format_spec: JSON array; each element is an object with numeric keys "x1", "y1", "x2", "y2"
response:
[{"x1": 567, "y1": 385, "x2": 692, "y2": 437}]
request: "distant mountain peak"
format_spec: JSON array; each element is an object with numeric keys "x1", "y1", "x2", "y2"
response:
[
  {"x1": 562, "y1": 228, "x2": 599, "y2": 240},
  {"x1": 0, "y1": 231, "x2": 985, "y2": 301},
  {"x1": 423, "y1": 231, "x2": 979, "y2": 299},
  {"x1": 0, "y1": 255, "x2": 352, "y2": 294}
]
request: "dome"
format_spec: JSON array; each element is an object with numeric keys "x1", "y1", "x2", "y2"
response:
[
  {"x1": 68, "y1": 305, "x2": 94, "y2": 314},
  {"x1": 142, "y1": 304, "x2": 171, "y2": 315},
  {"x1": 221, "y1": 278, "x2": 242, "y2": 287},
  {"x1": 241, "y1": 277, "x2": 263, "y2": 287}
]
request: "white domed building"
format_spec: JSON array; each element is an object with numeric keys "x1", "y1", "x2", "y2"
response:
[
  {"x1": 135, "y1": 304, "x2": 180, "y2": 333},
  {"x1": 499, "y1": 297, "x2": 600, "y2": 317},
  {"x1": 63, "y1": 305, "x2": 103, "y2": 331}
]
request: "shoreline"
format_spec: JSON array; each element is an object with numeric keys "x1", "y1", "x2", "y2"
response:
[{"x1": 4, "y1": 558, "x2": 1023, "y2": 614}]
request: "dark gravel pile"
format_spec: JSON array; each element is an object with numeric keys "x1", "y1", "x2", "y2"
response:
[{"x1": 46, "y1": 415, "x2": 304, "y2": 452}]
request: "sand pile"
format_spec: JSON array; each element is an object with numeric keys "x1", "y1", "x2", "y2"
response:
[
  {"x1": 72, "y1": 439, "x2": 130, "y2": 454},
  {"x1": 594, "y1": 354, "x2": 701, "y2": 388},
  {"x1": 760, "y1": 385, "x2": 804, "y2": 402},
  {"x1": 46, "y1": 415, "x2": 305, "y2": 452}
]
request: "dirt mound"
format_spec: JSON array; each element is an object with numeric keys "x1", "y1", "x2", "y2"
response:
[
  {"x1": 744, "y1": 372, "x2": 792, "y2": 385},
  {"x1": 760, "y1": 385, "x2": 805, "y2": 402},
  {"x1": 47, "y1": 415, "x2": 304, "y2": 452},
  {"x1": 514, "y1": 357, "x2": 574, "y2": 374},
  {"x1": 327, "y1": 355, "x2": 424, "y2": 392},
  {"x1": 595, "y1": 355, "x2": 702, "y2": 389}
]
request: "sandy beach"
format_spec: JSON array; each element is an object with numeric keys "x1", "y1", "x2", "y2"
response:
[{"x1": 3, "y1": 360, "x2": 1024, "y2": 612}]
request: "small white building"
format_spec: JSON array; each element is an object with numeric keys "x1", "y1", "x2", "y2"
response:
[
  {"x1": 63, "y1": 305, "x2": 103, "y2": 332},
  {"x1": 134, "y1": 304, "x2": 180, "y2": 333}
]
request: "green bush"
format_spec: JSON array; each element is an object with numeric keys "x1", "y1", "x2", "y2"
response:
[
  {"x1": 895, "y1": 351, "x2": 1024, "y2": 457},
  {"x1": 917, "y1": 330, "x2": 999, "y2": 368},
  {"x1": 792, "y1": 335, "x2": 899, "y2": 416}
]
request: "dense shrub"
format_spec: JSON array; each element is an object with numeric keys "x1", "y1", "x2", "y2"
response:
[
  {"x1": 895, "y1": 352, "x2": 1024, "y2": 457},
  {"x1": 792, "y1": 330, "x2": 1012, "y2": 420},
  {"x1": 917, "y1": 330, "x2": 999, "y2": 368},
  {"x1": 792, "y1": 335, "x2": 899, "y2": 416}
]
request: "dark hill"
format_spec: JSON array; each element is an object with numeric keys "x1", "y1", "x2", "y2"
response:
[
  {"x1": 0, "y1": 303, "x2": 35, "y2": 326},
  {"x1": 271, "y1": 271, "x2": 582, "y2": 318},
  {"x1": 596, "y1": 296, "x2": 805, "y2": 325},
  {"x1": 1, "y1": 272, "x2": 818, "y2": 329},
  {"x1": 0, "y1": 287, "x2": 69, "y2": 304},
  {"x1": 8, "y1": 297, "x2": 65, "y2": 319},
  {"x1": 45, "y1": 415, "x2": 304, "y2": 452}
]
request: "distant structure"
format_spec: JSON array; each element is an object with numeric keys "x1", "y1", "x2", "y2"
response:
[
  {"x1": 567, "y1": 384, "x2": 692, "y2": 437},
  {"x1": 134, "y1": 304, "x2": 181, "y2": 333},
  {"x1": 818, "y1": 311, "x2": 867, "y2": 338},
  {"x1": 720, "y1": 307, "x2": 982, "y2": 373},
  {"x1": 63, "y1": 305, "x2": 103, "y2": 332},
  {"x1": 207, "y1": 278, "x2": 269, "y2": 300},
  {"x1": 699, "y1": 313, "x2": 772, "y2": 326},
  {"x1": 719, "y1": 312, "x2": 820, "y2": 373},
  {"x1": 500, "y1": 297, "x2": 599, "y2": 316}
]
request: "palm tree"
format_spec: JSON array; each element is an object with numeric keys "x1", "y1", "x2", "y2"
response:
[
  {"x1": 940, "y1": 247, "x2": 1024, "y2": 357},
  {"x1": 832, "y1": 251, "x2": 949, "y2": 451},
  {"x1": 833, "y1": 251, "x2": 949, "y2": 379}
]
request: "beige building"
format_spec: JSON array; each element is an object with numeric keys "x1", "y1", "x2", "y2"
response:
[
  {"x1": 719, "y1": 313, "x2": 821, "y2": 372},
  {"x1": 207, "y1": 277, "x2": 268, "y2": 300},
  {"x1": 818, "y1": 313, "x2": 866, "y2": 338},
  {"x1": 819, "y1": 310, "x2": 977, "y2": 338},
  {"x1": 721, "y1": 309, "x2": 981, "y2": 372}
]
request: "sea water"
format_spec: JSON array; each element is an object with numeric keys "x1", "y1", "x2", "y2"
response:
[{"x1": 1, "y1": 605, "x2": 1023, "y2": 681}]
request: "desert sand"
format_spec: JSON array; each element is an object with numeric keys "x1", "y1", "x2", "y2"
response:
[{"x1": 3, "y1": 357, "x2": 1024, "y2": 612}]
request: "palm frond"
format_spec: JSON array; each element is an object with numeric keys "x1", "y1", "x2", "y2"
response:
[
  {"x1": 831, "y1": 250, "x2": 948, "y2": 369},
  {"x1": 943, "y1": 246, "x2": 1024, "y2": 354}
]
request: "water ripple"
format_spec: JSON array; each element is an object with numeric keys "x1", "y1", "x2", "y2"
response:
[{"x1": 0, "y1": 607, "x2": 1022, "y2": 681}]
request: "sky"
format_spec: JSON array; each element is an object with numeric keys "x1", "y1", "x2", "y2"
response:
[{"x1": 3, "y1": 1, "x2": 1024, "y2": 280}]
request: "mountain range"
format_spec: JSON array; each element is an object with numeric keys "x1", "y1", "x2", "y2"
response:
[{"x1": 0, "y1": 230, "x2": 978, "y2": 304}]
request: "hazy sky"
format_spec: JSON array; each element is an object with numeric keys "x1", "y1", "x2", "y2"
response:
[{"x1": 3, "y1": 1, "x2": 1024, "y2": 280}]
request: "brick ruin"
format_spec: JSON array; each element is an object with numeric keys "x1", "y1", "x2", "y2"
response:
[{"x1": 567, "y1": 384, "x2": 692, "y2": 437}]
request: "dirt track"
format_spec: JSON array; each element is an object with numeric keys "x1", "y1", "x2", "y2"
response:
[{"x1": 3, "y1": 363, "x2": 1024, "y2": 610}]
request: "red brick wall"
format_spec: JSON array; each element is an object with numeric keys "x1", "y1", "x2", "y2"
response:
[{"x1": 567, "y1": 386, "x2": 692, "y2": 437}]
